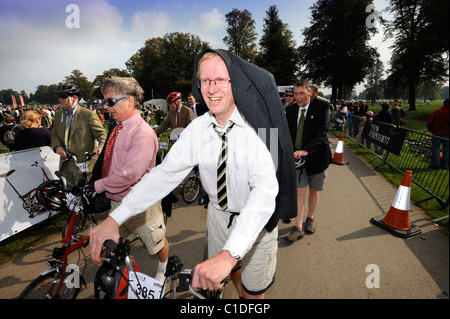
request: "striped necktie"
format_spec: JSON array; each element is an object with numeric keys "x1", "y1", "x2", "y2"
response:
[
  {"x1": 213, "y1": 122, "x2": 234, "y2": 210},
  {"x1": 295, "y1": 107, "x2": 306, "y2": 150}
]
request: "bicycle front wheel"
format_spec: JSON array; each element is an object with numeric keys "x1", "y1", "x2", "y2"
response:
[
  {"x1": 182, "y1": 177, "x2": 200, "y2": 203},
  {"x1": 18, "y1": 269, "x2": 80, "y2": 299}
]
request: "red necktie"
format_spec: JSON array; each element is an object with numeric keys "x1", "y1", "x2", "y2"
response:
[
  {"x1": 102, "y1": 123, "x2": 122, "y2": 178},
  {"x1": 176, "y1": 112, "x2": 180, "y2": 128}
]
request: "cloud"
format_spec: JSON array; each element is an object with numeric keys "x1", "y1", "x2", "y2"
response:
[
  {"x1": 0, "y1": 0, "x2": 138, "y2": 93},
  {"x1": 200, "y1": 8, "x2": 226, "y2": 29},
  {"x1": 189, "y1": 8, "x2": 225, "y2": 31},
  {"x1": 131, "y1": 11, "x2": 171, "y2": 40}
]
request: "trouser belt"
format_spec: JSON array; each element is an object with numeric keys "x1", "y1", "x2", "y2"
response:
[{"x1": 227, "y1": 212, "x2": 240, "y2": 228}]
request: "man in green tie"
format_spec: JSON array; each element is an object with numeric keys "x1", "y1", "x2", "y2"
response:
[
  {"x1": 51, "y1": 84, "x2": 106, "y2": 185},
  {"x1": 285, "y1": 80, "x2": 332, "y2": 242}
]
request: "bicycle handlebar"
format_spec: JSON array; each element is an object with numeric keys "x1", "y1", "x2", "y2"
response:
[{"x1": 100, "y1": 239, "x2": 206, "y2": 299}]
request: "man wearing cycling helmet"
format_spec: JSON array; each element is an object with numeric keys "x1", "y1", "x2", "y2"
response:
[
  {"x1": 89, "y1": 49, "x2": 293, "y2": 299},
  {"x1": 51, "y1": 84, "x2": 106, "y2": 185},
  {"x1": 153, "y1": 92, "x2": 194, "y2": 136}
]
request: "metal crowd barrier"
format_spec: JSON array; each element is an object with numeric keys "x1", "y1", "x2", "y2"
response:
[{"x1": 334, "y1": 113, "x2": 449, "y2": 221}]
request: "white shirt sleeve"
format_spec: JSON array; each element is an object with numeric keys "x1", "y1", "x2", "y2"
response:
[{"x1": 109, "y1": 124, "x2": 197, "y2": 225}]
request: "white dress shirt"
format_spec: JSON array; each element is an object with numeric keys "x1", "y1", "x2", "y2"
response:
[{"x1": 110, "y1": 107, "x2": 279, "y2": 258}]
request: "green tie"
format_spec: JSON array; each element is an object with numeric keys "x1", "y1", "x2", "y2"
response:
[
  {"x1": 64, "y1": 112, "x2": 73, "y2": 147},
  {"x1": 295, "y1": 107, "x2": 306, "y2": 150}
]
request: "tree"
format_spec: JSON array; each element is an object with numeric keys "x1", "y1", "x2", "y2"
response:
[
  {"x1": 126, "y1": 32, "x2": 209, "y2": 100},
  {"x1": 382, "y1": 0, "x2": 449, "y2": 111},
  {"x1": 33, "y1": 84, "x2": 59, "y2": 105},
  {"x1": 64, "y1": 69, "x2": 94, "y2": 100},
  {"x1": 298, "y1": 0, "x2": 377, "y2": 101},
  {"x1": 364, "y1": 57, "x2": 384, "y2": 104},
  {"x1": 92, "y1": 68, "x2": 130, "y2": 99},
  {"x1": 255, "y1": 5, "x2": 298, "y2": 85},
  {"x1": 0, "y1": 89, "x2": 20, "y2": 106},
  {"x1": 223, "y1": 8, "x2": 258, "y2": 63}
]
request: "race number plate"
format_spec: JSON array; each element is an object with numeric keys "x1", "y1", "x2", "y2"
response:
[
  {"x1": 66, "y1": 193, "x2": 79, "y2": 211},
  {"x1": 128, "y1": 271, "x2": 164, "y2": 299}
]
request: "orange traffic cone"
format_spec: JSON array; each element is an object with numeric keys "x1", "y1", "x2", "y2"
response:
[
  {"x1": 371, "y1": 170, "x2": 421, "y2": 238},
  {"x1": 332, "y1": 133, "x2": 348, "y2": 165}
]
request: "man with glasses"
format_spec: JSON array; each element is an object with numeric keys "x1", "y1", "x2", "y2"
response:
[
  {"x1": 51, "y1": 84, "x2": 106, "y2": 185},
  {"x1": 89, "y1": 49, "x2": 295, "y2": 299},
  {"x1": 153, "y1": 91, "x2": 194, "y2": 136}
]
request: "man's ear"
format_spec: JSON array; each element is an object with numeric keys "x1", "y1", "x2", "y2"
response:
[{"x1": 128, "y1": 96, "x2": 136, "y2": 108}]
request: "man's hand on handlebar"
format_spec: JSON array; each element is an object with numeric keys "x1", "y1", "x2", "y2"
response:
[
  {"x1": 83, "y1": 182, "x2": 97, "y2": 199},
  {"x1": 89, "y1": 216, "x2": 120, "y2": 264},
  {"x1": 192, "y1": 250, "x2": 237, "y2": 291},
  {"x1": 55, "y1": 146, "x2": 68, "y2": 159}
]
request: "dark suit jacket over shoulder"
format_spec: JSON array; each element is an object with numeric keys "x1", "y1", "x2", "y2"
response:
[{"x1": 192, "y1": 48, "x2": 297, "y2": 231}]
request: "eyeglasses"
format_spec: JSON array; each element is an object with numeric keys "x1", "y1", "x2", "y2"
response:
[
  {"x1": 197, "y1": 78, "x2": 231, "y2": 89},
  {"x1": 102, "y1": 96, "x2": 127, "y2": 107}
]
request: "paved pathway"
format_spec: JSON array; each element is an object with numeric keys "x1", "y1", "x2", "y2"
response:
[{"x1": 0, "y1": 133, "x2": 448, "y2": 299}]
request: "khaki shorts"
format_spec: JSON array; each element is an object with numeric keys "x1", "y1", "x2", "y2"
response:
[
  {"x1": 110, "y1": 200, "x2": 166, "y2": 255},
  {"x1": 206, "y1": 205, "x2": 277, "y2": 295}
]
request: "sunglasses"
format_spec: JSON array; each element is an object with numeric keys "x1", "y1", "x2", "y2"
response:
[
  {"x1": 286, "y1": 94, "x2": 294, "y2": 97},
  {"x1": 59, "y1": 94, "x2": 72, "y2": 99},
  {"x1": 103, "y1": 96, "x2": 127, "y2": 107}
]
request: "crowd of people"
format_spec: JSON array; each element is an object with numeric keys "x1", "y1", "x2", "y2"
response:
[{"x1": 0, "y1": 48, "x2": 448, "y2": 300}]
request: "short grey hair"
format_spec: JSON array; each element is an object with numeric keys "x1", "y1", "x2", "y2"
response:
[
  {"x1": 294, "y1": 79, "x2": 312, "y2": 91},
  {"x1": 101, "y1": 76, "x2": 144, "y2": 108}
]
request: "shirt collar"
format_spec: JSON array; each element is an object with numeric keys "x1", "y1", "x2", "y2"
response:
[
  {"x1": 209, "y1": 106, "x2": 245, "y2": 130},
  {"x1": 66, "y1": 105, "x2": 78, "y2": 116},
  {"x1": 117, "y1": 112, "x2": 141, "y2": 129},
  {"x1": 299, "y1": 101, "x2": 310, "y2": 112}
]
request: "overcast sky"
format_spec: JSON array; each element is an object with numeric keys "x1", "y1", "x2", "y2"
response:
[{"x1": 0, "y1": 0, "x2": 392, "y2": 96}]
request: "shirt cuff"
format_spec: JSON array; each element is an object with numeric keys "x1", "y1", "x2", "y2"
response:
[
  {"x1": 108, "y1": 202, "x2": 132, "y2": 226},
  {"x1": 94, "y1": 179, "x2": 106, "y2": 194},
  {"x1": 222, "y1": 231, "x2": 252, "y2": 259}
]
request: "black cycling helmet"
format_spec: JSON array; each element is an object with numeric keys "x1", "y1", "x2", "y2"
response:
[
  {"x1": 166, "y1": 92, "x2": 181, "y2": 104},
  {"x1": 35, "y1": 179, "x2": 67, "y2": 211},
  {"x1": 55, "y1": 84, "x2": 81, "y2": 97}
]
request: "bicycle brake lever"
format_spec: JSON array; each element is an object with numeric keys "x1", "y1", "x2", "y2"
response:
[{"x1": 176, "y1": 269, "x2": 194, "y2": 292}]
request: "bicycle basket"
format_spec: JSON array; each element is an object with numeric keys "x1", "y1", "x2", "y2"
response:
[
  {"x1": 94, "y1": 241, "x2": 140, "y2": 299},
  {"x1": 35, "y1": 179, "x2": 67, "y2": 212}
]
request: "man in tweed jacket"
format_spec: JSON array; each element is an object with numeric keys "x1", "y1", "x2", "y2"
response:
[{"x1": 51, "y1": 84, "x2": 106, "y2": 185}]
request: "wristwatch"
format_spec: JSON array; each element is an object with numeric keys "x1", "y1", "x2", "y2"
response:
[{"x1": 227, "y1": 250, "x2": 241, "y2": 260}]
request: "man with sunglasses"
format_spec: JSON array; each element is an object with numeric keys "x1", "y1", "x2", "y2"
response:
[
  {"x1": 51, "y1": 84, "x2": 106, "y2": 185},
  {"x1": 282, "y1": 87, "x2": 295, "y2": 112},
  {"x1": 89, "y1": 77, "x2": 170, "y2": 283}
]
